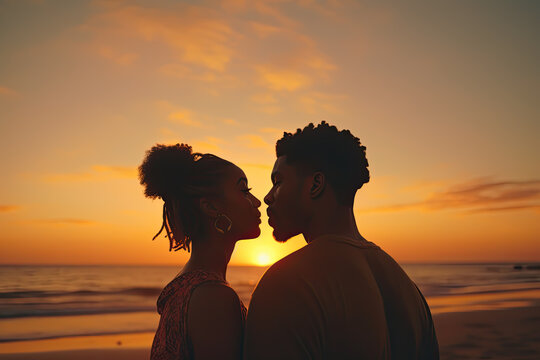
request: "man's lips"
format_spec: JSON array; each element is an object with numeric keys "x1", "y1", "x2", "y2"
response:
[{"x1": 267, "y1": 209, "x2": 275, "y2": 226}]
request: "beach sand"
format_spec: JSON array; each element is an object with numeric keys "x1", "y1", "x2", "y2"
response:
[
  {"x1": 435, "y1": 305, "x2": 540, "y2": 360},
  {"x1": 0, "y1": 349, "x2": 150, "y2": 360},
  {"x1": 1, "y1": 306, "x2": 539, "y2": 359}
]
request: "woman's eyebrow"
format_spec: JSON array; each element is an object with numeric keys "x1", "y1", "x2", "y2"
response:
[{"x1": 236, "y1": 177, "x2": 248, "y2": 185}]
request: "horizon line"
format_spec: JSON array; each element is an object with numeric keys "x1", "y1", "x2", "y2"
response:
[{"x1": 1, "y1": 261, "x2": 539, "y2": 267}]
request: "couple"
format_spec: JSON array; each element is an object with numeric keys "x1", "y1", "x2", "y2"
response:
[{"x1": 140, "y1": 122, "x2": 439, "y2": 360}]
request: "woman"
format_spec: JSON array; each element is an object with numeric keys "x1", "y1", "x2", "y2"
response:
[{"x1": 139, "y1": 143, "x2": 261, "y2": 360}]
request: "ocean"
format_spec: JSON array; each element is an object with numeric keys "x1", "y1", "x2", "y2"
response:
[{"x1": 0, "y1": 263, "x2": 539, "y2": 343}]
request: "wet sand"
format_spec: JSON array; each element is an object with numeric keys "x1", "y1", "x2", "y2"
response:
[
  {"x1": 1, "y1": 306, "x2": 539, "y2": 359},
  {"x1": 435, "y1": 305, "x2": 540, "y2": 360}
]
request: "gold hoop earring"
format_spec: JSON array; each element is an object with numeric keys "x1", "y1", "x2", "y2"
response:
[{"x1": 214, "y1": 213, "x2": 232, "y2": 234}]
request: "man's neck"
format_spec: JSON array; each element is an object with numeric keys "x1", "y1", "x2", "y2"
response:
[{"x1": 302, "y1": 206, "x2": 366, "y2": 244}]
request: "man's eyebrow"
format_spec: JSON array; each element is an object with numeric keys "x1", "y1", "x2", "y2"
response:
[{"x1": 237, "y1": 177, "x2": 248, "y2": 185}]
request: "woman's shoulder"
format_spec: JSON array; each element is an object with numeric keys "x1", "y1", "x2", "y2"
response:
[
  {"x1": 156, "y1": 270, "x2": 228, "y2": 313},
  {"x1": 190, "y1": 281, "x2": 241, "y2": 309},
  {"x1": 188, "y1": 281, "x2": 245, "y2": 344}
]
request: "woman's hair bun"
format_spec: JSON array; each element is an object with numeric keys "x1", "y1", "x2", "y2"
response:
[{"x1": 138, "y1": 143, "x2": 197, "y2": 199}]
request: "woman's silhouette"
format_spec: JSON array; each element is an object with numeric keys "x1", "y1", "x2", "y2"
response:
[{"x1": 139, "y1": 143, "x2": 261, "y2": 360}]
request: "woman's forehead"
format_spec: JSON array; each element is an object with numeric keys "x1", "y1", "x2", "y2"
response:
[{"x1": 228, "y1": 165, "x2": 247, "y2": 184}]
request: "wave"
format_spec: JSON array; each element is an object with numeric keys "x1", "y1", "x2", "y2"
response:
[
  {"x1": 0, "y1": 287, "x2": 163, "y2": 299},
  {"x1": 422, "y1": 283, "x2": 540, "y2": 298},
  {"x1": 0, "y1": 307, "x2": 155, "y2": 319},
  {"x1": 0, "y1": 328, "x2": 154, "y2": 343}
]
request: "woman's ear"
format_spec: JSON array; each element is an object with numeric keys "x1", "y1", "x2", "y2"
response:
[
  {"x1": 310, "y1": 172, "x2": 326, "y2": 199},
  {"x1": 199, "y1": 198, "x2": 219, "y2": 218}
]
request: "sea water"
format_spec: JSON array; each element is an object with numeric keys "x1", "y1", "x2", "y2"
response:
[{"x1": 0, "y1": 263, "x2": 538, "y2": 342}]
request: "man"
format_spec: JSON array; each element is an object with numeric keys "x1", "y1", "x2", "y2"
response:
[{"x1": 244, "y1": 122, "x2": 439, "y2": 359}]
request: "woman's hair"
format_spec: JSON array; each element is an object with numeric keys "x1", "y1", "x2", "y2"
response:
[
  {"x1": 138, "y1": 143, "x2": 233, "y2": 252},
  {"x1": 276, "y1": 121, "x2": 369, "y2": 205}
]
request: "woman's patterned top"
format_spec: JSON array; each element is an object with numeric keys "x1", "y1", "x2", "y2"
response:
[{"x1": 150, "y1": 270, "x2": 247, "y2": 360}]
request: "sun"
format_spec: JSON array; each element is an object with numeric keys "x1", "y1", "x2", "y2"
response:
[{"x1": 255, "y1": 252, "x2": 272, "y2": 266}]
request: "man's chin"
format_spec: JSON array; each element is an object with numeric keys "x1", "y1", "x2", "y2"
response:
[{"x1": 272, "y1": 229, "x2": 292, "y2": 243}]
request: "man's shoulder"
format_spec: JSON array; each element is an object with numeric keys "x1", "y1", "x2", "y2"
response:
[{"x1": 255, "y1": 244, "x2": 315, "y2": 290}]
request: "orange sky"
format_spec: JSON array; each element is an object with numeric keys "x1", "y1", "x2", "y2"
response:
[{"x1": 1, "y1": 0, "x2": 539, "y2": 266}]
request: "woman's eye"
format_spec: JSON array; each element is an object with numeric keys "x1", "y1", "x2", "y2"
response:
[{"x1": 242, "y1": 188, "x2": 252, "y2": 194}]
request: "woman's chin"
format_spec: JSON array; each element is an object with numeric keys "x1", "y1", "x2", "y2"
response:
[{"x1": 240, "y1": 226, "x2": 261, "y2": 240}]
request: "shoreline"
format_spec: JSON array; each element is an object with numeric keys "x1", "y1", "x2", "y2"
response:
[
  {"x1": 0, "y1": 332, "x2": 154, "y2": 354},
  {"x1": 1, "y1": 305, "x2": 539, "y2": 359}
]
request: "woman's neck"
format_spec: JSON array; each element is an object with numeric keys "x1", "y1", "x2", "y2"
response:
[{"x1": 181, "y1": 236, "x2": 236, "y2": 280}]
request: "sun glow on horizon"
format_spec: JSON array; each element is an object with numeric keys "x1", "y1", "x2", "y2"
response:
[{"x1": 255, "y1": 252, "x2": 272, "y2": 266}]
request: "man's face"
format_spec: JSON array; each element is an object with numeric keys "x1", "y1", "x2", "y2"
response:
[{"x1": 264, "y1": 156, "x2": 309, "y2": 242}]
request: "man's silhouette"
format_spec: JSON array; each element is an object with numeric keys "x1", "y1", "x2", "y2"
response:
[{"x1": 244, "y1": 122, "x2": 439, "y2": 359}]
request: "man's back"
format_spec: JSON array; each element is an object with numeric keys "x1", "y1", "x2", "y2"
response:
[{"x1": 244, "y1": 235, "x2": 439, "y2": 359}]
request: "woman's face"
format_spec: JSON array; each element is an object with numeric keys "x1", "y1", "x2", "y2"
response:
[{"x1": 218, "y1": 165, "x2": 262, "y2": 240}]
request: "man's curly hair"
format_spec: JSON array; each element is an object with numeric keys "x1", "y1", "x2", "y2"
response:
[{"x1": 276, "y1": 121, "x2": 369, "y2": 205}]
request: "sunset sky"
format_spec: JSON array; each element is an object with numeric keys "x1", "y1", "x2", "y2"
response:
[{"x1": 1, "y1": 0, "x2": 539, "y2": 266}]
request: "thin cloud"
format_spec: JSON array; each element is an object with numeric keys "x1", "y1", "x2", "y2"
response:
[
  {"x1": 192, "y1": 136, "x2": 224, "y2": 153},
  {"x1": 252, "y1": 0, "x2": 298, "y2": 28},
  {"x1": 249, "y1": 21, "x2": 282, "y2": 38},
  {"x1": 424, "y1": 179, "x2": 540, "y2": 210},
  {"x1": 156, "y1": 101, "x2": 209, "y2": 129},
  {"x1": 257, "y1": 105, "x2": 282, "y2": 114},
  {"x1": 0, "y1": 205, "x2": 20, "y2": 213},
  {"x1": 85, "y1": 1, "x2": 337, "y2": 96},
  {"x1": 359, "y1": 178, "x2": 540, "y2": 214},
  {"x1": 85, "y1": 4, "x2": 238, "y2": 72},
  {"x1": 42, "y1": 165, "x2": 137, "y2": 183},
  {"x1": 251, "y1": 93, "x2": 278, "y2": 105},
  {"x1": 158, "y1": 63, "x2": 238, "y2": 84},
  {"x1": 92, "y1": 165, "x2": 137, "y2": 178},
  {"x1": 466, "y1": 204, "x2": 540, "y2": 214},
  {"x1": 358, "y1": 203, "x2": 421, "y2": 213},
  {"x1": 222, "y1": 118, "x2": 240, "y2": 126},
  {"x1": 96, "y1": 45, "x2": 138, "y2": 65},
  {"x1": 256, "y1": 66, "x2": 311, "y2": 92},
  {"x1": 239, "y1": 162, "x2": 273, "y2": 170},
  {"x1": 168, "y1": 109, "x2": 203, "y2": 128},
  {"x1": 298, "y1": 92, "x2": 346, "y2": 115},
  {"x1": 238, "y1": 134, "x2": 273, "y2": 150},
  {"x1": 157, "y1": 129, "x2": 225, "y2": 152},
  {"x1": 36, "y1": 218, "x2": 96, "y2": 225},
  {"x1": 259, "y1": 127, "x2": 284, "y2": 138},
  {"x1": 0, "y1": 86, "x2": 19, "y2": 97}
]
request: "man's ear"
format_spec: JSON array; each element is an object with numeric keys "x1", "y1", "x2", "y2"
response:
[
  {"x1": 199, "y1": 198, "x2": 219, "y2": 218},
  {"x1": 310, "y1": 172, "x2": 326, "y2": 199}
]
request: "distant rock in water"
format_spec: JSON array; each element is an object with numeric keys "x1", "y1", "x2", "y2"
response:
[{"x1": 513, "y1": 264, "x2": 540, "y2": 270}]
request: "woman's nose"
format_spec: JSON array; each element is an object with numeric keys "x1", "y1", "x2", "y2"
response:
[
  {"x1": 252, "y1": 195, "x2": 262, "y2": 208},
  {"x1": 264, "y1": 190, "x2": 272, "y2": 206}
]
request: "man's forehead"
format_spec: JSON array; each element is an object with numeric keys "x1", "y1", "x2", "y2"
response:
[
  {"x1": 272, "y1": 156, "x2": 288, "y2": 176},
  {"x1": 274, "y1": 155, "x2": 287, "y2": 168}
]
